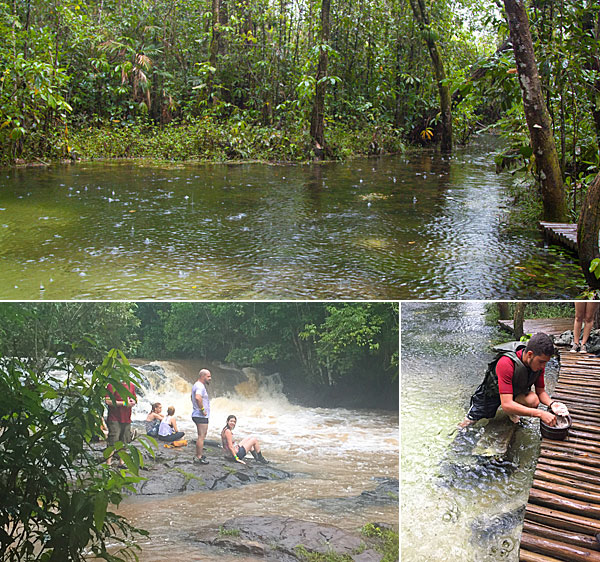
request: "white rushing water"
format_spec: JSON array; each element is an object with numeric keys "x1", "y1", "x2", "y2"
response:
[
  {"x1": 132, "y1": 360, "x2": 398, "y2": 460},
  {"x1": 113, "y1": 360, "x2": 399, "y2": 561}
]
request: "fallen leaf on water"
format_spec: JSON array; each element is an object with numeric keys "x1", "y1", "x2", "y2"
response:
[{"x1": 129, "y1": 210, "x2": 136, "y2": 213}]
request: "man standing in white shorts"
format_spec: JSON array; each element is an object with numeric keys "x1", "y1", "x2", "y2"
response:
[{"x1": 191, "y1": 369, "x2": 211, "y2": 464}]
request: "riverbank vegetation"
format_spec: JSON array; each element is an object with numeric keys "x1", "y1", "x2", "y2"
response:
[
  {"x1": 3, "y1": 0, "x2": 599, "y2": 290},
  {"x1": 0, "y1": 302, "x2": 398, "y2": 560},
  {"x1": 0, "y1": 301, "x2": 399, "y2": 409},
  {"x1": 0, "y1": 347, "x2": 151, "y2": 561},
  {"x1": 2, "y1": 2, "x2": 598, "y2": 190}
]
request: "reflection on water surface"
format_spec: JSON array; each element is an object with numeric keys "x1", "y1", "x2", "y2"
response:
[{"x1": 0, "y1": 136, "x2": 583, "y2": 298}]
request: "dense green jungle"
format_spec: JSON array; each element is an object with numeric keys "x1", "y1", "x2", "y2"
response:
[
  {"x1": 0, "y1": 301, "x2": 399, "y2": 407},
  {"x1": 2, "y1": 0, "x2": 600, "y2": 291},
  {"x1": 0, "y1": 301, "x2": 398, "y2": 562}
]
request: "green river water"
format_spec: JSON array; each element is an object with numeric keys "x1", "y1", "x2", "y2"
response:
[{"x1": 0, "y1": 135, "x2": 584, "y2": 299}]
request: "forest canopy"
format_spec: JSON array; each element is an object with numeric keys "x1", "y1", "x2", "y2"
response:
[
  {"x1": 2, "y1": 1, "x2": 598, "y2": 198},
  {"x1": 0, "y1": 301, "x2": 399, "y2": 407}
]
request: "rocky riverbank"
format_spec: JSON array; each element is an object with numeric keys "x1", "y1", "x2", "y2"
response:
[
  {"x1": 99, "y1": 434, "x2": 398, "y2": 561},
  {"x1": 120, "y1": 435, "x2": 293, "y2": 495},
  {"x1": 197, "y1": 516, "x2": 396, "y2": 561}
]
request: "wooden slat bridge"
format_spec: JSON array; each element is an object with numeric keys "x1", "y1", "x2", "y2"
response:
[
  {"x1": 539, "y1": 222, "x2": 578, "y2": 254},
  {"x1": 520, "y1": 349, "x2": 600, "y2": 561}
]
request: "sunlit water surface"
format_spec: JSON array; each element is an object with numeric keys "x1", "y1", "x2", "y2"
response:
[
  {"x1": 105, "y1": 361, "x2": 399, "y2": 561},
  {"x1": 401, "y1": 303, "x2": 559, "y2": 561},
  {"x1": 0, "y1": 135, "x2": 583, "y2": 298}
]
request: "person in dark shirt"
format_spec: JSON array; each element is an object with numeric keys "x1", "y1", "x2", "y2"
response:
[{"x1": 459, "y1": 333, "x2": 567, "y2": 428}]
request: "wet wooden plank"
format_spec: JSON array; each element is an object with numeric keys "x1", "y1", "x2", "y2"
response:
[
  {"x1": 539, "y1": 221, "x2": 578, "y2": 253},
  {"x1": 520, "y1": 350, "x2": 600, "y2": 560}
]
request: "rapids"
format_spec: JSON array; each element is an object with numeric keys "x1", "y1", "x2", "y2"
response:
[{"x1": 112, "y1": 359, "x2": 399, "y2": 560}]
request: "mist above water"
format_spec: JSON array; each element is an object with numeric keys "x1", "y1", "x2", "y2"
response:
[{"x1": 113, "y1": 359, "x2": 398, "y2": 560}]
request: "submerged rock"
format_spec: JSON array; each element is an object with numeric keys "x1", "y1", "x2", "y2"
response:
[
  {"x1": 470, "y1": 505, "x2": 525, "y2": 545},
  {"x1": 437, "y1": 421, "x2": 519, "y2": 490}
]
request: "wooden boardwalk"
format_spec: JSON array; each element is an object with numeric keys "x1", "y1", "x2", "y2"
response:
[
  {"x1": 539, "y1": 222, "x2": 578, "y2": 254},
  {"x1": 498, "y1": 318, "x2": 574, "y2": 338},
  {"x1": 520, "y1": 349, "x2": 600, "y2": 561}
]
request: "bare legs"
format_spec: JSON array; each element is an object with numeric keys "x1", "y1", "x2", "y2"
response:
[
  {"x1": 238, "y1": 436, "x2": 261, "y2": 453},
  {"x1": 509, "y1": 392, "x2": 540, "y2": 423},
  {"x1": 237, "y1": 436, "x2": 268, "y2": 463},
  {"x1": 195, "y1": 422, "x2": 208, "y2": 460},
  {"x1": 573, "y1": 302, "x2": 599, "y2": 350}
]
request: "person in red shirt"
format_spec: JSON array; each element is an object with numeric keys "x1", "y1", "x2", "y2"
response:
[
  {"x1": 105, "y1": 381, "x2": 137, "y2": 466},
  {"x1": 459, "y1": 333, "x2": 565, "y2": 428}
]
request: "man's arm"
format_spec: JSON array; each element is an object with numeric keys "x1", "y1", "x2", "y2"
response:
[
  {"x1": 195, "y1": 390, "x2": 207, "y2": 416},
  {"x1": 499, "y1": 393, "x2": 556, "y2": 425},
  {"x1": 535, "y1": 388, "x2": 552, "y2": 408}
]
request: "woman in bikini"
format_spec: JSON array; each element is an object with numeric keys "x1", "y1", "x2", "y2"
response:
[{"x1": 221, "y1": 414, "x2": 269, "y2": 464}]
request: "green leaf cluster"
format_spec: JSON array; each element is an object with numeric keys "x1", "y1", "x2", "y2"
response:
[{"x1": 0, "y1": 346, "x2": 151, "y2": 561}]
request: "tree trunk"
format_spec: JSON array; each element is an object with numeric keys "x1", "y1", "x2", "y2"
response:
[
  {"x1": 584, "y1": 8, "x2": 600, "y2": 147},
  {"x1": 497, "y1": 303, "x2": 510, "y2": 319},
  {"x1": 207, "y1": 0, "x2": 220, "y2": 103},
  {"x1": 503, "y1": 0, "x2": 567, "y2": 222},
  {"x1": 309, "y1": 0, "x2": 331, "y2": 158},
  {"x1": 577, "y1": 170, "x2": 600, "y2": 290},
  {"x1": 409, "y1": 0, "x2": 452, "y2": 152},
  {"x1": 514, "y1": 303, "x2": 526, "y2": 340}
]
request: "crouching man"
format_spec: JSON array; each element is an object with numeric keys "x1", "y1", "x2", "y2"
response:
[{"x1": 459, "y1": 333, "x2": 566, "y2": 429}]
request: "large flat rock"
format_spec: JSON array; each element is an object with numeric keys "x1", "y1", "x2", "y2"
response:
[{"x1": 197, "y1": 515, "x2": 386, "y2": 561}]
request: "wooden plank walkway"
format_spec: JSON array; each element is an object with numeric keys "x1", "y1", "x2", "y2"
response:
[
  {"x1": 539, "y1": 222, "x2": 578, "y2": 254},
  {"x1": 498, "y1": 318, "x2": 574, "y2": 338},
  {"x1": 520, "y1": 349, "x2": 600, "y2": 561}
]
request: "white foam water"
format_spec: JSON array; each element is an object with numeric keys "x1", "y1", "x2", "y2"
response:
[{"x1": 133, "y1": 361, "x2": 399, "y2": 461}]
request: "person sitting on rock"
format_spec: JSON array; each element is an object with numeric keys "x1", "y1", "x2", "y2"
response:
[
  {"x1": 145, "y1": 402, "x2": 164, "y2": 437},
  {"x1": 221, "y1": 414, "x2": 269, "y2": 465},
  {"x1": 158, "y1": 406, "x2": 185, "y2": 442}
]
